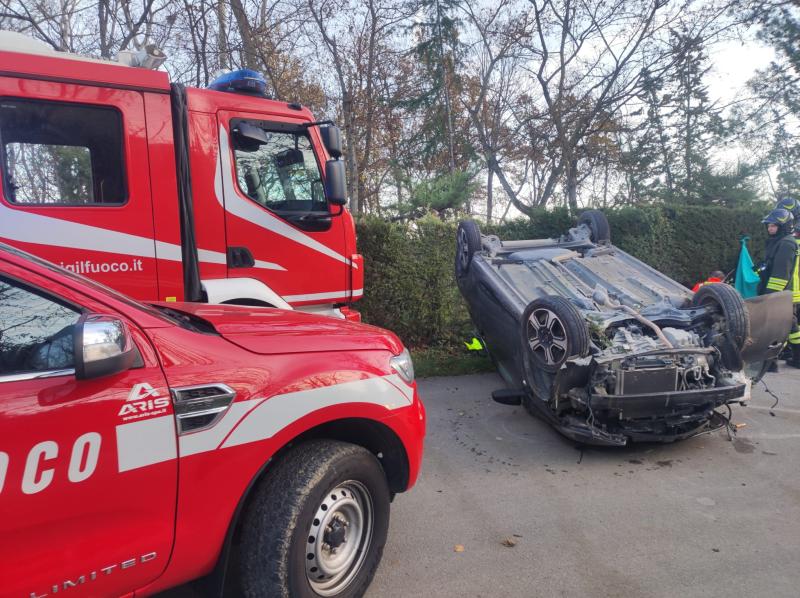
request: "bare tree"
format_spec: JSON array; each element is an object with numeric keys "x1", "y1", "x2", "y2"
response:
[{"x1": 459, "y1": 0, "x2": 533, "y2": 221}]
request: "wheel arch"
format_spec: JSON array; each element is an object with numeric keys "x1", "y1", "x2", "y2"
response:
[{"x1": 201, "y1": 417, "x2": 409, "y2": 596}]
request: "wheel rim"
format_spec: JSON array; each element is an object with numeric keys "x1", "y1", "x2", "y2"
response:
[
  {"x1": 526, "y1": 308, "x2": 569, "y2": 366},
  {"x1": 457, "y1": 228, "x2": 470, "y2": 272},
  {"x1": 305, "y1": 481, "x2": 374, "y2": 596}
]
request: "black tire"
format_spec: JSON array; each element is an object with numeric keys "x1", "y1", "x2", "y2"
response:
[
  {"x1": 238, "y1": 440, "x2": 390, "y2": 598},
  {"x1": 578, "y1": 210, "x2": 611, "y2": 244},
  {"x1": 691, "y1": 283, "x2": 749, "y2": 371},
  {"x1": 691, "y1": 283, "x2": 750, "y2": 350},
  {"x1": 455, "y1": 220, "x2": 482, "y2": 278},
  {"x1": 520, "y1": 295, "x2": 590, "y2": 374}
]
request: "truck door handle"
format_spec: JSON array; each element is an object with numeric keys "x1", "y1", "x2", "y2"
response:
[{"x1": 227, "y1": 246, "x2": 255, "y2": 269}]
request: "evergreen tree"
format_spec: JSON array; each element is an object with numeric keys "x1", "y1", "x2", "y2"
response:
[
  {"x1": 744, "y1": 3, "x2": 800, "y2": 197},
  {"x1": 622, "y1": 31, "x2": 754, "y2": 205},
  {"x1": 405, "y1": 0, "x2": 465, "y2": 174}
]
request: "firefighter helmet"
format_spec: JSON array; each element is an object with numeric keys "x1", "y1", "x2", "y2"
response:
[
  {"x1": 776, "y1": 196, "x2": 800, "y2": 233},
  {"x1": 776, "y1": 196, "x2": 799, "y2": 217},
  {"x1": 762, "y1": 207, "x2": 794, "y2": 236}
]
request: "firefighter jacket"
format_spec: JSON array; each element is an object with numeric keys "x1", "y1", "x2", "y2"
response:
[{"x1": 758, "y1": 233, "x2": 800, "y2": 304}]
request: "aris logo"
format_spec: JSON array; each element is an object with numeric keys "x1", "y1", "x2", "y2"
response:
[{"x1": 118, "y1": 383, "x2": 170, "y2": 420}]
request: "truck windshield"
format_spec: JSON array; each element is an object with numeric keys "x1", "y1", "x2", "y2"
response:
[{"x1": 232, "y1": 127, "x2": 326, "y2": 215}]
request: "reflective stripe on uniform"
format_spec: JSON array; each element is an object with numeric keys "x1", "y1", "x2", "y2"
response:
[
  {"x1": 789, "y1": 330, "x2": 800, "y2": 345},
  {"x1": 793, "y1": 239, "x2": 800, "y2": 304},
  {"x1": 767, "y1": 276, "x2": 788, "y2": 291}
]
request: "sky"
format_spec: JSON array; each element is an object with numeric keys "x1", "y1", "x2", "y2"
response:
[{"x1": 708, "y1": 36, "x2": 776, "y2": 106}]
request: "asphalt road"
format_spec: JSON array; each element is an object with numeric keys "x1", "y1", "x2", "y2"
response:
[
  {"x1": 160, "y1": 367, "x2": 800, "y2": 598},
  {"x1": 366, "y1": 369, "x2": 800, "y2": 598}
]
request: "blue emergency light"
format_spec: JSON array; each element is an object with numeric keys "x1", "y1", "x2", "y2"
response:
[{"x1": 208, "y1": 69, "x2": 268, "y2": 96}]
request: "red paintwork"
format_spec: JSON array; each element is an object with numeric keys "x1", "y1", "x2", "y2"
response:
[
  {"x1": 156, "y1": 302, "x2": 401, "y2": 354},
  {"x1": 0, "y1": 244, "x2": 425, "y2": 598},
  {"x1": 339, "y1": 305, "x2": 363, "y2": 323},
  {"x1": 0, "y1": 48, "x2": 360, "y2": 310},
  {"x1": 0, "y1": 50, "x2": 170, "y2": 92}
]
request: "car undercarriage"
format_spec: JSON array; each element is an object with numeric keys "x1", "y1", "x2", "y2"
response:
[{"x1": 456, "y1": 211, "x2": 793, "y2": 446}]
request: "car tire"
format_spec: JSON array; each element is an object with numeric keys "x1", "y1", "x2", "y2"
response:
[
  {"x1": 578, "y1": 210, "x2": 611, "y2": 244},
  {"x1": 237, "y1": 440, "x2": 390, "y2": 598},
  {"x1": 455, "y1": 220, "x2": 482, "y2": 278},
  {"x1": 691, "y1": 283, "x2": 749, "y2": 370},
  {"x1": 520, "y1": 295, "x2": 590, "y2": 374}
]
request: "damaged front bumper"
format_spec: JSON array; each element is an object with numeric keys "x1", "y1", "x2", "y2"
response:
[
  {"x1": 538, "y1": 386, "x2": 745, "y2": 447},
  {"x1": 526, "y1": 353, "x2": 751, "y2": 446},
  {"x1": 588, "y1": 383, "x2": 746, "y2": 419}
]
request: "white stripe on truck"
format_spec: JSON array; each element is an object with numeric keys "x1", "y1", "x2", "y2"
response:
[{"x1": 115, "y1": 374, "x2": 413, "y2": 472}]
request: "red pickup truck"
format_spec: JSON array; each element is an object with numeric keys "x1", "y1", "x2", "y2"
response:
[{"x1": 0, "y1": 242, "x2": 425, "y2": 598}]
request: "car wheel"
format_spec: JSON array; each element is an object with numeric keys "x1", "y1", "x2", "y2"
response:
[
  {"x1": 455, "y1": 220, "x2": 482, "y2": 278},
  {"x1": 520, "y1": 295, "x2": 590, "y2": 374},
  {"x1": 691, "y1": 283, "x2": 750, "y2": 370},
  {"x1": 578, "y1": 210, "x2": 611, "y2": 244},
  {"x1": 238, "y1": 440, "x2": 390, "y2": 598}
]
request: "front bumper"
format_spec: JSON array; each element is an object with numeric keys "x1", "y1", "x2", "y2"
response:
[
  {"x1": 531, "y1": 383, "x2": 746, "y2": 447},
  {"x1": 589, "y1": 383, "x2": 746, "y2": 419}
]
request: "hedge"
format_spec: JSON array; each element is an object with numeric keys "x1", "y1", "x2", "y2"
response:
[{"x1": 356, "y1": 204, "x2": 770, "y2": 349}]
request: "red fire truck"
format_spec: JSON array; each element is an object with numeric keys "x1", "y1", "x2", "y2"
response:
[
  {"x1": 0, "y1": 242, "x2": 424, "y2": 597},
  {"x1": 0, "y1": 32, "x2": 363, "y2": 320}
]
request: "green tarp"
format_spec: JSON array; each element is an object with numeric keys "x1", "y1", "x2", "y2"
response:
[{"x1": 734, "y1": 236, "x2": 760, "y2": 299}]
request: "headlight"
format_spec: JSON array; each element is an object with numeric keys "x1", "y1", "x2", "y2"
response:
[{"x1": 390, "y1": 347, "x2": 415, "y2": 384}]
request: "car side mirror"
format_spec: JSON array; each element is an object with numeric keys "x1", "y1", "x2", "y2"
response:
[
  {"x1": 74, "y1": 315, "x2": 138, "y2": 380},
  {"x1": 325, "y1": 160, "x2": 347, "y2": 206},
  {"x1": 320, "y1": 125, "x2": 342, "y2": 159},
  {"x1": 232, "y1": 122, "x2": 269, "y2": 150}
]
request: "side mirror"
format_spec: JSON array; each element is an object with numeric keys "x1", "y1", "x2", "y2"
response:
[
  {"x1": 325, "y1": 160, "x2": 347, "y2": 206},
  {"x1": 320, "y1": 125, "x2": 343, "y2": 159},
  {"x1": 232, "y1": 122, "x2": 269, "y2": 150},
  {"x1": 74, "y1": 315, "x2": 138, "y2": 380}
]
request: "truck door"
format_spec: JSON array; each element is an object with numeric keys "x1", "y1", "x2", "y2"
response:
[
  {"x1": 0, "y1": 83, "x2": 159, "y2": 301},
  {"x1": 0, "y1": 265, "x2": 177, "y2": 597},
  {"x1": 216, "y1": 111, "x2": 350, "y2": 307}
]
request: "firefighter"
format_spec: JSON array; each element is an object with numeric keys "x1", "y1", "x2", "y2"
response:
[
  {"x1": 692, "y1": 270, "x2": 725, "y2": 292},
  {"x1": 774, "y1": 197, "x2": 800, "y2": 363},
  {"x1": 758, "y1": 206, "x2": 800, "y2": 369}
]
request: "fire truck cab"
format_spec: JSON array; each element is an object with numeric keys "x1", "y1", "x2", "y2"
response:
[{"x1": 0, "y1": 32, "x2": 363, "y2": 319}]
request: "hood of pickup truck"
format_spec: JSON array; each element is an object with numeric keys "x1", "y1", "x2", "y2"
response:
[{"x1": 154, "y1": 302, "x2": 403, "y2": 355}]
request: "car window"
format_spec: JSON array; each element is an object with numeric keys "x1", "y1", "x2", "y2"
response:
[
  {"x1": 0, "y1": 99, "x2": 126, "y2": 205},
  {"x1": 0, "y1": 276, "x2": 81, "y2": 376},
  {"x1": 232, "y1": 123, "x2": 326, "y2": 214}
]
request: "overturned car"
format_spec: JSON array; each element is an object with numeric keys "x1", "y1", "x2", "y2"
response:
[{"x1": 456, "y1": 211, "x2": 793, "y2": 446}]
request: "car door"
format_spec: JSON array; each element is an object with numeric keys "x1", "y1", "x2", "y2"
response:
[
  {"x1": 0, "y1": 262, "x2": 177, "y2": 597},
  {"x1": 216, "y1": 111, "x2": 350, "y2": 306}
]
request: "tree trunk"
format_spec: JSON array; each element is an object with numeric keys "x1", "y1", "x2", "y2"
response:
[
  {"x1": 566, "y1": 157, "x2": 578, "y2": 212},
  {"x1": 486, "y1": 167, "x2": 494, "y2": 224},
  {"x1": 229, "y1": 0, "x2": 260, "y2": 70},
  {"x1": 342, "y1": 90, "x2": 360, "y2": 216},
  {"x1": 217, "y1": 0, "x2": 228, "y2": 70},
  {"x1": 434, "y1": 0, "x2": 456, "y2": 172},
  {"x1": 490, "y1": 161, "x2": 533, "y2": 218},
  {"x1": 98, "y1": 0, "x2": 111, "y2": 58}
]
